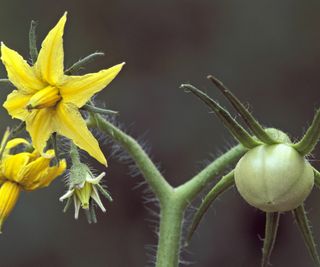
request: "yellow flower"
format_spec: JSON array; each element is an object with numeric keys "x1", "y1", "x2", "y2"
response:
[
  {"x1": 1, "y1": 12, "x2": 124, "y2": 166},
  {"x1": 0, "y1": 137, "x2": 66, "y2": 231}
]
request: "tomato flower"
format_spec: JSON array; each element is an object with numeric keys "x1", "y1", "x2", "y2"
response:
[
  {"x1": 0, "y1": 131, "x2": 66, "y2": 231},
  {"x1": 60, "y1": 171, "x2": 109, "y2": 220},
  {"x1": 1, "y1": 12, "x2": 124, "y2": 166}
]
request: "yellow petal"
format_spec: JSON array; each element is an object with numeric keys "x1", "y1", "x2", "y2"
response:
[
  {"x1": 60, "y1": 63, "x2": 125, "y2": 107},
  {"x1": 0, "y1": 181, "x2": 21, "y2": 232},
  {"x1": 25, "y1": 108, "x2": 54, "y2": 155},
  {"x1": 4, "y1": 138, "x2": 30, "y2": 157},
  {"x1": 37, "y1": 159, "x2": 66, "y2": 188},
  {"x1": 21, "y1": 156, "x2": 66, "y2": 191},
  {"x1": 3, "y1": 90, "x2": 32, "y2": 120},
  {"x1": 1, "y1": 43, "x2": 45, "y2": 93},
  {"x1": 2, "y1": 153, "x2": 30, "y2": 182},
  {"x1": 35, "y1": 12, "x2": 67, "y2": 84},
  {"x1": 54, "y1": 102, "x2": 107, "y2": 165}
]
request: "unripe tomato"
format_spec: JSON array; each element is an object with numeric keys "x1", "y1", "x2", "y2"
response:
[{"x1": 234, "y1": 144, "x2": 314, "y2": 212}]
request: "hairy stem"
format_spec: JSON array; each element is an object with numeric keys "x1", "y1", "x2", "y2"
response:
[
  {"x1": 156, "y1": 196, "x2": 185, "y2": 267},
  {"x1": 88, "y1": 113, "x2": 245, "y2": 267},
  {"x1": 89, "y1": 114, "x2": 173, "y2": 202},
  {"x1": 176, "y1": 144, "x2": 246, "y2": 201}
]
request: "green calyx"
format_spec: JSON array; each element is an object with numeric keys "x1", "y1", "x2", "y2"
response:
[{"x1": 184, "y1": 76, "x2": 320, "y2": 267}]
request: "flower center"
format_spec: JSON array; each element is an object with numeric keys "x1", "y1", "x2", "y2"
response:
[
  {"x1": 75, "y1": 182, "x2": 92, "y2": 209},
  {"x1": 27, "y1": 86, "x2": 61, "y2": 110}
]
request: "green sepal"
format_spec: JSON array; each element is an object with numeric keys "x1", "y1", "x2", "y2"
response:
[
  {"x1": 207, "y1": 75, "x2": 277, "y2": 145},
  {"x1": 84, "y1": 201, "x2": 99, "y2": 224},
  {"x1": 293, "y1": 109, "x2": 320, "y2": 156},
  {"x1": 186, "y1": 170, "x2": 235, "y2": 244},
  {"x1": 181, "y1": 84, "x2": 261, "y2": 149},
  {"x1": 0, "y1": 79, "x2": 13, "y2": 87},
  {"x1": 63, "y1": 197, "x2": 72, "y2": 213},
  {"x1": 0, "y1": 122, "x2": 26, "y2": 160},
  {"x1": 293, "y1": 204, "x2": 320, "y2": 266},
  {"x1": 96, "y1": 183, "x2": 113, "y2": 202},
  {"x1": 314, "y1": 168, "x2": 320, "y2": 189},
  {"x1": 261, "y1": 212, "x2": 280, "y2": 267},
  {"x1": 90, "y1": 201, "x2": 98, "y2": 224},
  {"x1": 81, "y1": 103, "x2": 119, "y2": 116},
  {"x1": 50, "y1": 133, "x2": 61, "y2": 166},
  {"x1": 65, "y1": 52, "x2": 105, "y2": 75},
  {"x1": 84, "y1": 208, "x2": 93, "y2": 224},
  {"x1": 29, "y1": 20, "x2": 38, "y2": 64}
]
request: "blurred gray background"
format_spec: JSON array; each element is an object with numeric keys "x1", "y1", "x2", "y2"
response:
[{"x1": 0, "y1": 0, "x2": 319, "y2": 266}]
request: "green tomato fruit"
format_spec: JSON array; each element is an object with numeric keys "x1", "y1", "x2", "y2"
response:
[{"x1": 234, "y1": 144, "x2": 314, "y2": 212}]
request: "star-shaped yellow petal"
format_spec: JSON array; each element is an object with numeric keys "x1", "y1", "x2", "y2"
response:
[
  {"x1": 35, "y1": 12, "x2": 66, "y2": 84},
  {"x1": 1, "y1": 12, "x2": 124, "y2": 165}
]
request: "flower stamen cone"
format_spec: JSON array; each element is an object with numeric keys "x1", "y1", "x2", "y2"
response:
[
  {"x1": 1, "y1": 12, "x2": 125, "y2": 166},
  {"x1": 27, "y1": 86, "x2": 61, "y2": 110},
  {"x1": 75, "y1": 182, "x2": 92, "y2": 209}
]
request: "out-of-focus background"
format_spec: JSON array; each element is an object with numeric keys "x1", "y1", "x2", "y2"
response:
[{"x1": 0, "y1": 0, "x2": 319, "y2": 266}]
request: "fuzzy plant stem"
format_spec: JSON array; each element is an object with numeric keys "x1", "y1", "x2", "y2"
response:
[{"x1": 88, "y1": 113, "x2": 246, "y2": 267}]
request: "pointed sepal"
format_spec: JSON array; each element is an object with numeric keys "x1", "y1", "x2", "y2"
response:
[
  {"x1": 186, "y1": 171, "x2": 235, "y2": 244},
  {"x1": 207, "y1": 75, "x2": 277, "y2": 145},
  {"x1": 293, "y1": 204, "x2": 320, "y2": 266},
  {"x1": 293, "y1": 109, "x2": 320, "y2": 156},
  {"x1": 65, "y1": 52, "x2": 105, "y2": 75},
  {"x1": 29, "y1": 20, "x2": 39, "y2": 64},
  {"x1": 181, "y1": 84, "x2": 261, "y2": 149},
  {"x1": 261, "y1": 212, "x2": 280, "y2": 267},
  {"x1": 314, "y1": 168, "x2": 320, "y2": 189},
  {"x1": 81, "y1": 103, "x2": 119, "y2": 116}
]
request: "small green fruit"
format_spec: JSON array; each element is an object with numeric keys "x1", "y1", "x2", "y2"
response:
[{"x1": 234, "y1": 144, "x2": 314, "y2": 212}]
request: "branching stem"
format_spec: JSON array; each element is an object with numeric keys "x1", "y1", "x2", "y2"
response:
[{"x1": 88, "y1": 113, "x2": 245, "y2": 267}]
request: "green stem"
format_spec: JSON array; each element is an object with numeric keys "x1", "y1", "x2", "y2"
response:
[
  {"x1": 176, "y1": 144, "x2": 246, "y2": 201},
  {"x1": 89, "y1": 114, "x2": 173, "y2": 202},
  {"x1": 156, "y1": 197, "x2": 184, "y2": 267},
  {"x1": 88, "y1": 112, "x2": 246, "y2": 267}
]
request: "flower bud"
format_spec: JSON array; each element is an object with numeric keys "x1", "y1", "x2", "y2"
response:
[{"x1": 234, "y1": 144, "x2": 314, "y2": 212}]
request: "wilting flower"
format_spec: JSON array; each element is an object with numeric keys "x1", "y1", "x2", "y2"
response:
[
  {"x1": 0, "y1": 134, "x2": 66, "y2": 231},
  {"x1": 60, "y1": 170, "x2": 111, "y2": 220},
  {"x1": 1, "y1": 12, "x2": 124, "y2": 166}
]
